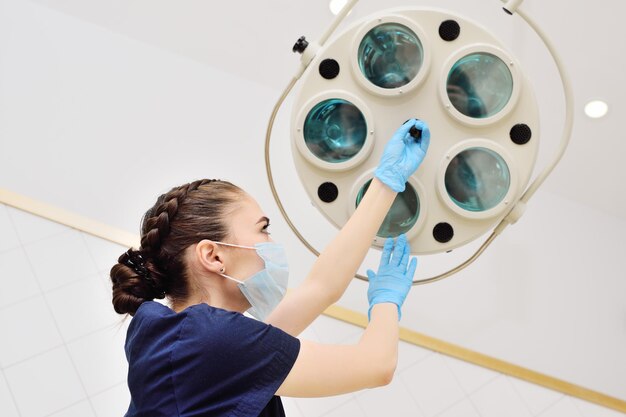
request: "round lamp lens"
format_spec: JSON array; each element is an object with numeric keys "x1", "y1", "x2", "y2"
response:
[
  {"x1": 303, "y1": 99, "x2": 367, "y2": 163},
  {"x1": 356, "y1": 179, "x2": 420, "y2": 237},
  {"x1": 447, "y1": 53, "x2": 513, "y2": 118},
  {"x1": 358, "y1": 23, "x2": 424, "y2": 89},
  {"x1": 445, "y1": 147, "x2": 510, "y2": 212}
]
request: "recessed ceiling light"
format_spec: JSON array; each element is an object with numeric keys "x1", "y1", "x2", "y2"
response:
[
  {"x1": 329, "y1": 0, "x2": 349, "y2": 15},
  {"x1": 584, "y1": 100, "x2": 608, "y2": 119}
]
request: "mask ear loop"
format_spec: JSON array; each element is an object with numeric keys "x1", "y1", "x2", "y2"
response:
[
  {"x1": 220, "y1": 271, "x2": 245, "y2": 285},
  {"x1": 213, "y1": 241, "x2": 255, "y2": 284},
  {"x1": 214, "y1": 241, "x2": 256, "y2": 250}
]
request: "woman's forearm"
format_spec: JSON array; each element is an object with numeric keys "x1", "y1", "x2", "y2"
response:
[
  {"x1": 275, "y1": 303, "x2": 400, "y2": 397},
  {"x1": 304, "y1": 177, "x2": 397, "y2": 301},
  {"x1": 360, "y1": 303, "x2": 399, "y2": 382}
]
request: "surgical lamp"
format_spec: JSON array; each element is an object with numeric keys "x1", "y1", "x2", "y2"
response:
[{"x1": 265, "y1": 0, "x2": 573, "y2": 284}]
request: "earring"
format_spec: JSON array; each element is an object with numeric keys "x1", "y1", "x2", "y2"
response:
[{"x1": 220, "y1": 267, "x2": 225, "y2": 273}]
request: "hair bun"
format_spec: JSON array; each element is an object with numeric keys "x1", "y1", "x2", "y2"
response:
[{"x1": 110, "y1": 249, "x2": 165, "y2": 316}]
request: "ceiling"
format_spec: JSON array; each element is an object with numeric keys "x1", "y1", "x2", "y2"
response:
[{"x1": 24, "y1": 0, "x2": 626, "y2": 220}]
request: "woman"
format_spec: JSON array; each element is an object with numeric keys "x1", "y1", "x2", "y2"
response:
[{"x1": 110, "y1": 119, "x2": 430, "y2": 416}]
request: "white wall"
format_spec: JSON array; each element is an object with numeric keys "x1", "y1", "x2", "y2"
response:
[
  {"x1": 0, "y1": 204, "x2": 624, "y2": 417},
  {"x1": 0, "y1": 0, "x2": 278, "y2": 233},
  {"x1": 1, "y1": 0, "x2": 625, "y2": 411}
]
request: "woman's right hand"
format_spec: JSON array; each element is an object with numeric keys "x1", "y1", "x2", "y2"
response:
[
  {"x1": 374, "y1": 119, "x2": 430, "y2": 192},
  {"x1": 366, "y1": 234, "x2": 417, "y2": 321}
]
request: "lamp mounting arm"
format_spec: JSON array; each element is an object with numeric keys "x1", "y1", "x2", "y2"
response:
[{"x1": 503, "y1": 0, "x2": 525, "y2": 15}]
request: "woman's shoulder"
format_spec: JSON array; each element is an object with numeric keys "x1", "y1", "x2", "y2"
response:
[
  {"x1": 126, "y1": 301, "x2": 186, "y2": 344},
  {"x1": 133, "y1": 300, "x2": 240, "y2": 320},
  {"x1": 182, "y1": 303, "x2": 274, "y2": 339},
  {"x1": 132, "y1": 301, "x2": 244, "y2": 329},
  {"x1": 134, "y1": 301, "x2": 261, "y2": 331},
  {"x1": 126, "y1": 302, "x2": 246, "y2": 353},
  {"x1": 177, "y1": 304, "x2": 298, "y2": 357},
  {"x1": 130, "y1": 301, "x2": 292, "y2": 350}
]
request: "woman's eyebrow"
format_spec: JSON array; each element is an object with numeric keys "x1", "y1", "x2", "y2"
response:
[{"x1": 256, "y1": 216, "x2": 270, "y2": 225}]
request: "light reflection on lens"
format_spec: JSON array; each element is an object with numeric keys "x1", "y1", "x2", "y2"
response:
[
  {"x1": 446, "y1": 53, "x2": 513, "y2": 118},
  {"x1": 303, "y1": 99, "x2": 367, "y2": 163},
  {"x1": 358, "y1": 23, "x2": 423, "y2": 89},
  {"x1": 445, "y1": 147, "x2": 510, "y2": 211},
  {"x1": 356, "y1": 179, "x2": 419, "y2": 237}
]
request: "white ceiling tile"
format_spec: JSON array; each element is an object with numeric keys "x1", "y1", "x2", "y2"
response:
[
  {"x1": 49, "y1": 401, "x2": 96, "y2": 417},
  {"x1": 443, "y1": 354, "x2": 500, "y2": 395},
  {"x1": 508, "y1": 376, "x2": 564, "y2": 416},
  {"x1": 66, "y1": 326, "x2": 128, "y2": 397},
  {"x1": 470, "y1": 376, "x2": 533, "y2": 417},
  {"x1": 4, "y1": 347, "x2": 86, "y2": 417},
  {"x1": 295, "y1": 392, "x2": 356, "y2": 417},
  {"x1": 6, "y1": 206, "x2": 67, "y2": 245},
  {"x1": 0, "y1": 295, "x2": 63, "y2": 367},
  {"x1": 539, "y1": 397, "x2": 585, "y2": 417},
  {"x1": 397, "y1": 340, "x2": 433, "y2": 372},
  {"x1": 81, "y1": 232, "x2": 128, "y2": 273},
  {"x1": 281, "y1": 397, "x2": 304, "y2": 417},
  {"x1": 90, "y1": 383, "x2": 131, "y2": 417},
  {"x1": 0, "y1": 247, "x2": 41, "y2": 309},
  {"x1": 356, "y1": 375, "x2": 424, "y2": 417},
  {"x1": 400, "y1": 353, "x2": 466, "y2": 417},
  {"x1": 0, "y1": 372, "x2": 19, "y2": 417},
  {"x1": 438, "y1": 399, "x2": 481, "y2": 417},
  {"x1": 22, "y1": 229, "x2": 98, "y2": 291},
  {"x1": 323, "y1": 399, "x2": 367, "y2": 417},
  {"x1": 0, "y1": 205, "x2": 21, "y2": 253},
  {"x1": 46, "y1": 275, "x2": 120, "y2": 342}
]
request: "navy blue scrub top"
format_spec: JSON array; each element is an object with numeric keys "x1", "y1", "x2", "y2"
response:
[{"x1": 124, "y1": 301, "x2": 301, "y2": 417}]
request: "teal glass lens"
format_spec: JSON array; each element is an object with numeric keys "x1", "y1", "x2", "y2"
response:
[
  {"x1": 445, "y1": 147, "x2": 510, "y2": 212},
  {"x1": 303, "y1": 99, "x2": 367, "y2": 163},
  {"x1": 358, "y1": 23, "x2": 424, "y2": 89},
  {"x1": 356, "y1": 179, "x2": 420, "y2": 237},
  {"x1": 446, "y1": 53, "x2": 513, "y2": 118}
]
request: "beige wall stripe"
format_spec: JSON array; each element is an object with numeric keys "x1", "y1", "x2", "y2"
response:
[{"x1": 0, "y1": 188, "x2": 139, "y2": 248}]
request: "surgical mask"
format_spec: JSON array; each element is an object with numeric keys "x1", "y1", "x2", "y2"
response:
[{"x1": 215, "y1": 241, "x2": 289, "y2": 321}]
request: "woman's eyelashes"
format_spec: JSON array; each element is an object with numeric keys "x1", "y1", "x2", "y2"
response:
[{"x1": 261, "y1": 222, "x2": 271, "y2": 235}]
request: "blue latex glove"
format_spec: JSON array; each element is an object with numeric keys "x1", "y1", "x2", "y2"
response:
[
  {"x1": 374, "y1": 119, "x2": 430, "y2": 193},
  {"x1": 367, "y1": 234, "x2": 418, "y2": 321}
]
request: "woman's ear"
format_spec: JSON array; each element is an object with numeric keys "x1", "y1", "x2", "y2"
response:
[{"x1": 195, "y1": 240, "x2": 225, "y2": 274}]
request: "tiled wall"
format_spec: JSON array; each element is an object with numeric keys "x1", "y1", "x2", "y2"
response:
[{"x1": 0, "y1": 203, "x2": 623, "y2": 417}]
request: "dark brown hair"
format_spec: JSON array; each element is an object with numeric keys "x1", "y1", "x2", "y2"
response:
[{"x1": 110, "y1": 179, "x2": 245, "y2": 316}]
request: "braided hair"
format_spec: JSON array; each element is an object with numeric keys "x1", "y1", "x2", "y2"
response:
[{"x1": 110, "y1": 179, "x2": 244, "y2": 316}]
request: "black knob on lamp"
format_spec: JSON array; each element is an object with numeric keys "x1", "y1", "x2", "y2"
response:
[{"x1": 403, "y1": 119, "x2": 423, "y2": 142}]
